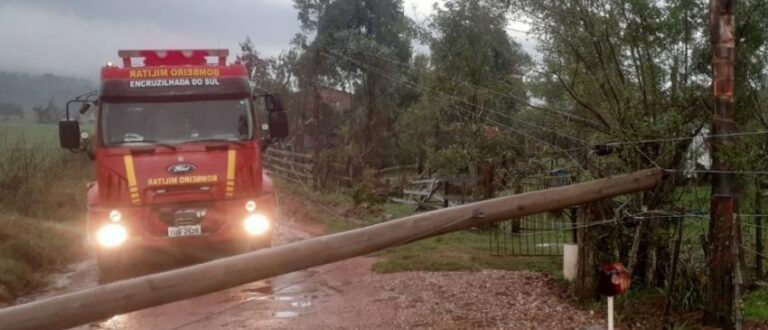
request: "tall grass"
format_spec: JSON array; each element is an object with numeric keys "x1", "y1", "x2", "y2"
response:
[
  {"x1": 0, "y1": 130, "x2": 93, "y2": 301},
  {"x1": 0, "y1": 134, "x2": 92, "y2": 219}
]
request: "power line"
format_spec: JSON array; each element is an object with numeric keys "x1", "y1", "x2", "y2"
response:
[
  {"x1": 603, "y1": 130, "x2": 768, "y2": 146},
  {"x1": 344, "y1": 41, "x2": 607, "y2": 131},
  {"x1": 504, "y1": 27, "x2": 530, "y2": 34},
  {"x1": 317, "y1": 48, "x2": 590, "y2": 173},
  {"x1": 663, "y1": 169, "x2": 768, "y2": 176},
  {"x1": 312, "y1": 33, "x2": 768, "y2": 150},
  {"x1": 319, "y1": 47, "x2": 589, "y2": 145},
  {"x1": 741, "y1": 244, "x2": 768, "y2": 260},
  {"x1": 315, "y1": 42, "x2": 768, "y2": 177}
]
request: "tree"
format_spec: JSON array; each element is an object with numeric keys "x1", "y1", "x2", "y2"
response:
[
  {"x1": 508, "y1": 0, "x2": 711, "y2": 302},
  {"x1": 33, "y1": 99, "x2": 61, "y2": 123},
  {"x1": 396, "y1": 0, "x2": 531, "y2": 181},
  {"x1": 0, "y1": 102, "x2": 23, "y2": 121},
  {"x1": 237, "y1": 37, "x2": 275, "y2": 94},
  {"x1": 294, "y1": 0, "x2": 414, "y2": 170},
  {"x1": 510, "y1": 0, "x2": 768, "y2": 314}
]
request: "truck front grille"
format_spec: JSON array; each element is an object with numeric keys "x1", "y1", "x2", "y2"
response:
[{"x1": 155, "y1": 203, "x2": 211, "y2": 226}]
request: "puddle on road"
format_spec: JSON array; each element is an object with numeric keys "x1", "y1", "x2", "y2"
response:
[
  {"x1": 273, "y1": 295, "x2": 295, "y2": 301},
  {"x1": 242, "y1": 285, "x2": 274, "y2": 295},
  {"x1": 290, "y1": 300, "x2": 312, "y2": 308},
  {"x1": 273, "y1": 311, "x2": 300, "y2": 318}
]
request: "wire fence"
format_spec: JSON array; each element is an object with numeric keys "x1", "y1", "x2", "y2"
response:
[{"x1": 483, "y1": 171, "x2": 768, "y2": 282}]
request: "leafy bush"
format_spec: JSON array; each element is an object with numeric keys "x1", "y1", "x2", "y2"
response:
[{"x1": 350, "y1": 177, "x2": 387, "y2": 206}]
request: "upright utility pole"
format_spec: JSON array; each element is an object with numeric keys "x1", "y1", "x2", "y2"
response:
[{"x1": 705, "y1": 0, "x2": 742, "y2": 329}]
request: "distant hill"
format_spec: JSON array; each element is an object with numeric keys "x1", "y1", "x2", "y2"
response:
[{"x1": 0, "y1": 72, "x2": 96, "y2": 107}]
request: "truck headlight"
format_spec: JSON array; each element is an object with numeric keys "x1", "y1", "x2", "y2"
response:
[
  {"x1": 109, "y1": 210, "x2": 122, "y2": 222},
  {"x1": 96, "y1": 223, "x2": 127, "y2": 248},
  {"x1": 244, "y1": 214, "x2": 270, "y2": 235},
  {"x1": 245, "y1": 200, "x2": 257, "y2": 213}
]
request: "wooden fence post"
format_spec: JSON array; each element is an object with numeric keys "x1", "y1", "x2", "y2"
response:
[
  {"x1": 482, "y1": 161, "x2": 495, "y2": 200},
  {"x1": 512, "y1": 183, "x2": 522, "y2": 234},
  {"x1": 756, "y1": 186, "x2": 764, "y2": 279},
  {"x1": 443, "y1": 181, "x2": 450, "y2": 208}
]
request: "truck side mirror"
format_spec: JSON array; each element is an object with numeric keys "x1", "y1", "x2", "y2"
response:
[
  {"x1": 78, "y1": 103, "x2": 91, "y2": 115},
  {"x1": 264, "y1": 94, "x2": 284, "y2": 112},
  {"x1": 268, "y1": 111, "x2": 289, "y2": 138},
  {"x1": 59, "y1": 120, "x2": 81, "y2": 149}
]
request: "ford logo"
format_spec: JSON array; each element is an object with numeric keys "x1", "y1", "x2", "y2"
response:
[{"x1": 167, "y1": 163, "x2": 196, "y2": 175}]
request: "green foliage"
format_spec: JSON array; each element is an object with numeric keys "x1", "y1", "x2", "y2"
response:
[
  {"x1": 744, "y1": 287, "x2": 768, "y2": 321},
  {"x1": 393, "y1": 0, "x2": 531, "y2": 176},
  {"x1": 350, "y1": 180, "x2": 386, "y2": 206},
  {"x1": 430, "y1": 0, "x2": 530, "y2": 98}
]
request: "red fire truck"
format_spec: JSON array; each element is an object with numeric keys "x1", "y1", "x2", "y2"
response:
[{"x1": 59, "y1": 49, "x2": 289, "y2": 279}]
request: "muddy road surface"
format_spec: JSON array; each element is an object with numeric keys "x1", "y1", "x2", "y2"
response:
[
  {"x1": 16, "y1": 196, "x2": 608, "y2": 330},
  {"x1": 18, "y1": 219, "x2": 388, "y2": 329}
]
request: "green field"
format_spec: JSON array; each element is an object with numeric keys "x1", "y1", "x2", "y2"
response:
[
  {"x1": 0, "y1": 122, "x2": 61, "y2": 154},
  {"x1": 0, "y1": 121, "x2": 95, "y2": 147}
]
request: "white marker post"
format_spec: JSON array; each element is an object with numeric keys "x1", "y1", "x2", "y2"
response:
[{"x1": 607, "y1": 296, "x2": 614, "y2": 330}]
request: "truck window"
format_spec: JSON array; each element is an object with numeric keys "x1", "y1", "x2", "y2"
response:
[{"x1": 101, "y1": 99, "x2": 253, "y2": 146}]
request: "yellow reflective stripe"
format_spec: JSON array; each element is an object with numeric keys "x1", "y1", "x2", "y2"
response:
[
  {"x1": 123, "y1": 155, "x2": 141, "y2": 205},
  {"x1": 226, "y1": 150, "x2": 236, "y2": 198}
]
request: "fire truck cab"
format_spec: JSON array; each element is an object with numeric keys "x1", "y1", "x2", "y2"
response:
[{"x1": 59, "y1": 49, "x2": 288, "y2": 280}]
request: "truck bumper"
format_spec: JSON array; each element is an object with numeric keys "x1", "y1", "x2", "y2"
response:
[{"x1": 87, "y1": 195, "x2": 277, "y2": 256}]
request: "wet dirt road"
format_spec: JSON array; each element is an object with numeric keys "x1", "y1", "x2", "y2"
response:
[
  {"x1": 18, "y1": 219, "x2": 390, "y2": 330},
  {"x1": 15, "y1": 193, "x2": 610, "y2": 330}
]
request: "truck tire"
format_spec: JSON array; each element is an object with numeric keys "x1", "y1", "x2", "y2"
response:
[
  {"x1": 97, "y1": 252, "x2": 125, "y2": 283},
  {"x1": 249, "y1": 233, "x2": 273, "y2": 251}
]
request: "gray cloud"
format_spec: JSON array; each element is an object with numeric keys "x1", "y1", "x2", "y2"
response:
[
  {"x1": 0, "y1": 0, "x2": 299, "y2": 79},
  {"x1": 0, "y1": 0, "x2": 534, "y2": 81}
]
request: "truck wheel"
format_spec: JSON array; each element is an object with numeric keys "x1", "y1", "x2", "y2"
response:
[
  {"x1": 97, "y1": 252, "x2": 125, "y2": 283},
  {"x1": 249, "y1": 233, "x2": 273, "y2": 251}
]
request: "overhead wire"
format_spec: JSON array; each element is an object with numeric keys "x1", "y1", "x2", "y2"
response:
[
  {"x1": 314, "y1": 34, "x2": 768, "y2": 151},
  {"x1": 311, "y1": 35, "x2": 768, "y2": 177},
  {"x1": 316, "y1": 46, "x2": 587, "y2": 147},
  {"x1": 603, "y1": 130, "x2": 768, "y2": 146},
  {"x1": 342, "y1": 40, "x2": 607, "y2": 132},
  {"x1": 316, "y1": 47, "x2": 590, "y2": 173}
]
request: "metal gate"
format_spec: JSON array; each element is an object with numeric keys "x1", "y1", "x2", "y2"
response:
[{"x1": 489, "y1": 174, "x2": 576, "y2": 256}]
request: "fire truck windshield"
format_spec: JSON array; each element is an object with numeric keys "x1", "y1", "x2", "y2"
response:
[{"x1": 101, "y1": 99, "x2": 253, "y2": 146}]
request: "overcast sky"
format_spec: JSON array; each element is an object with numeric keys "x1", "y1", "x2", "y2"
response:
[{"x1": 0, "y1": 0, "x2": 533, "y2": 80}]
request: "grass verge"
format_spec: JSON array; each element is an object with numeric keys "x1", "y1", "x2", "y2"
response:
[
  {"x1": 0, "y1": 122, "x2": 92, "y2": 302},
  {"x1": 0, "y1": 215, "x2": 81, "y2": 301},
  {"x1": 372, "y1": 230, "x2": 561, "y2": 274},
  {"x1": 274, "y1": 178, "x2": 561, "y2": 276}
]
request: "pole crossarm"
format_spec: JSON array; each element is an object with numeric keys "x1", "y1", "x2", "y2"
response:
[{"x1": 0, "y1": 168, "x2": 664, "y2": 330}]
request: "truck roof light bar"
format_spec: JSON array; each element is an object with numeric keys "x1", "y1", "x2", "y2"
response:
[{"x1": 117, "y1": 49, "x2": 229, "y2": 67}]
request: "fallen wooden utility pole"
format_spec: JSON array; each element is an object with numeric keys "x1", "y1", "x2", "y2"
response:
[{"x1": 0, "y1": 168, "x2": 663, "y2": 330}]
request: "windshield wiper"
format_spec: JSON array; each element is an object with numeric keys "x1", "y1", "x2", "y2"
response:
[
  {"x1": 180, "y1": 139, "x2": 245, "y2": 147},
  {"x1": 113, "y1": 140, "x2": 177, "y2": 150}
]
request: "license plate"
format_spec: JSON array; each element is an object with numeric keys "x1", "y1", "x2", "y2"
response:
[{"x1": 167, "y1": 225, "x2": 202, "y2": 237}]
